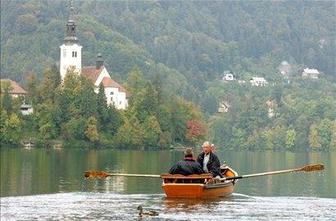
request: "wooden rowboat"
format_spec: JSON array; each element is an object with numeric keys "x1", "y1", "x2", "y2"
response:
[
  {"x1": 84, "y1": 164, "x2": 323, "y2": 198},
  {"x1": 160, "y1": 165, "x2": 238, "y2": 198}
]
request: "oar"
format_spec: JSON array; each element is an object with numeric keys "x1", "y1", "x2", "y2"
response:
[
  {"x1": 84, "y1": 170, "x2": 160, "y2": 179},
  {"x1": 221, "y1": 163, "x2": 324, "y2": 181}
]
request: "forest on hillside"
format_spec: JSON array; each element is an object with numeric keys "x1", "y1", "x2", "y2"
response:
[
  {"x1": 1, "y1": 0, "x2": 335, "y2": 150},
  {"x1": 1, "y1": 1, "x2": 335, "y2": 86}
]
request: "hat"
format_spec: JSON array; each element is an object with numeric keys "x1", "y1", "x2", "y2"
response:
[
  {"x1": 184, "y1": 148, "x2": 193, "y2": 157},
  {"x1": 202, "y1": 141, "x2": 211, "y2": 148}
]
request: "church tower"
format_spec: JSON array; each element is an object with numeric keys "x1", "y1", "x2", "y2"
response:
[{"x1": 59, "y1": 2, "x2": 82, "y2": 80}]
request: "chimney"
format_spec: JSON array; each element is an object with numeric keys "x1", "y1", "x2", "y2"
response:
[{"x1": 96, "y1": 53, "x2": 104, "y2": 69}]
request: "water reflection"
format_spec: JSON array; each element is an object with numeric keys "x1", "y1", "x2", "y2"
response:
[
  {"x1": 163, "y1": 197, "x2": 229, "y2": 212},
  {"x1": 1, "y1": 148, "x2": 335, "y2": 198},
  {"x1": 1, "y1": 192, "x2": 336, "y2": 220}
]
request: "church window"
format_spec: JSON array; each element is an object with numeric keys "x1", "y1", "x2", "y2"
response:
[
  {"x1": 110, "y1": 97, "x2": 113, "y2": 101},
  {"x1": 110, "y1": 92, "x2": 114, "y2": 95},
  {"x1": 72, "y1": 51, "x2": 77, "y2": 57}
]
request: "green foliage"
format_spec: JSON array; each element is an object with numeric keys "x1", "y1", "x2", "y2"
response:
[
  {"x1": 1, "y1": 1, "x2": 335, "y2": 149},
  {"x1": 2, "y1": 1, "x2": 335, "y2": 89},
  {"x1": 85, "y1": 116, "x2": 99, "y2": 143},
  {"x1": 25, "y1": 72, "x2": 39, "y2": 104},
  {"x1": 0, "y1": 109, "x2": 23, "y2": 144},
  {"x1": 63, "y1": 118, "x2": 86, "y2": 140},
  {"x1": 115, "y1": 114, "x2": 144, "y2": 149},
  {"x1": 2, "y1": 86, "x2": 13, "y2": 114},
  {"x1": 285, "y1": 129, "x2": 296, "y2": 150},
  {"x1": 39, "y1": 65, "x2": 61, "y2": 102},
  {"x1": 142, "y1": 115, "x2": 162, "y2": 148},
  {"x1": 208, "y1": 77, "x2": 336, "y2": 150}
]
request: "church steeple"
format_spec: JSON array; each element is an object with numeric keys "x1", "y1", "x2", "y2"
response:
[
  {"x1": 59, "y1": 0, "x2": 82, "y2": 81},
  {"x1": 64, "y1": 1, "x2": 78, "y2": 44}
]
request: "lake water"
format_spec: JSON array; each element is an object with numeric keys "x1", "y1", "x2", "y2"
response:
[{"x1": 1, "y1": 148, "x2": 335, "y2": 220}]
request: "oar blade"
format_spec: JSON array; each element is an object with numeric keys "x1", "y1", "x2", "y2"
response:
[
  {"x1": 301, "y1": 164, "x2": 324, "y2": 172},
  {"x1": 84, "y1": 170, "x2": 108, "y2": 179}
]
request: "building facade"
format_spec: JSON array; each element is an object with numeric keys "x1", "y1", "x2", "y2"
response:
[
  {"x1": 59, "y1": 9, "x2": 82, "y2": 81},
  {"x1": 59, "y1": 7, "x2": 128, "y2": 109}
]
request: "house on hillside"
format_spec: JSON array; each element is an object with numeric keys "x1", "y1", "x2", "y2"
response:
[
  {"x1": 250, "y1": 77, "x2": 268, "y2": 87},
  {"x1": 302, "y1": 68, "x2": 320, "y2": 79},
  {"x1": 218, "y1": 101, "x2": 230, "y2": 113},
  {"x1": 222, "y1": 71, "x2": 235, "y2": 81},
  {"x1": 59, "y1": 7, "x2": 128, "y2": 109},
  {"x1": 20, "y1": 104, "x2": 34, "y2": 115},
  {"x1": 0, "y1": 79, "x2": 27, "y2": 98},
  {"x1": 278, "y1": 61, "x2": 291, "y2": 77}
]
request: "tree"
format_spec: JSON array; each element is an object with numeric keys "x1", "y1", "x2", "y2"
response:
[
  {"x1": 143, "y1": 115, "x2": 162, "y2": 147},
  {"x1": 317, "y1": 119, "x2": 332, "y2": 149},
  {"x1": 105, "y1": 105, "x2": 122, "y2": 136},
  {"x1": 2, "y1": 86, "x2": 13, "y2": 114},
  {"x1": 77, "y1": 76, "x2": 97, "y2": 118},
  {"x1": 200, "y1": 92, "x2": 218, "y2": 115},
  {"x1": 309, "y1": 124, "x2": 321, "y2": 148},
  {"x1": 25, "y1": 72, "x2": 39, "y2": 104},
  {"x1": 186, "y1": 119, "x2": 207, "y2": 144},
  {"x1": 126, "y1": 66, "x2": 145, "y2": 103},
  {"x1": 39, "y1": 122, "x2": 57, "y2": 140},
  {"x1": 285, "y1": 129, "x2": 296, "y2": 149},
  {"x1": 40, "y1": 65, "x2": 61, "y2": 102},
  {"x1": 115, "y1": 114, "x2": 144, "y2": 149},
  {"x1": 97, "y1": 83, "x2": 109, "y2": 130},
  {"x1": 63, "y1": 118, "x2": 86, "y2": 140},
  {"x1": 2, "y1": 113, "x2": 22, "y2": 144},
  {"x1": 330, "y1": 120, "x2": 336, "y2": 150},
  {"x1": 85, "y1": 116, "x2": 99, "y2": 143}
]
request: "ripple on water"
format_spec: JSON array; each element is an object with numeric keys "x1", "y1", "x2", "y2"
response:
[{"x1": 1, "y1": 192, "x2": 336, "y2": 220}]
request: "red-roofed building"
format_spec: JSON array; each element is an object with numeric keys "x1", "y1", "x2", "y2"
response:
[
  {"x1": 81, "y1": 54, "x2": 128, "y2": 109},
  {"x1": 59, "y1": 10, "x2": 128, "y2": 110},
  {"x1": 0, "y1": 79, "x2": 27, "y2": 98}
]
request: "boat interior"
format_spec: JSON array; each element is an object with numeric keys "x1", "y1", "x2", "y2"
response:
[{"x1": 161, "y1": 165, "x2": 238, "y2": 184}]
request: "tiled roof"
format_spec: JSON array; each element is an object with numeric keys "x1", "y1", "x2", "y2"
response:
[
  {"x1": 81, "y1": 66, "x2": 103, "y2": 84},
  {"x1": 102, "y1": 77, "x2": 129, "y2": 97},
  {"x1": 0, "y1": 79, "x2": 27, "y2": 94}
]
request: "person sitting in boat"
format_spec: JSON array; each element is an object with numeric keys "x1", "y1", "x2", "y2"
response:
[
  {"x1": 169, "y1": 148, "x2": 204, "y2": 176},
  {"x1": 197, "y1": 141, "x2": 222, "y2": 178}
]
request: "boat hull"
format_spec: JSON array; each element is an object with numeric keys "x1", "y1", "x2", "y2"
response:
[
  {"x1": 161, "y1": 166, "x2": 238, "y2": 198},
  {"x1": 162, "y1": 181, "x2": 234, "y2": 198}
]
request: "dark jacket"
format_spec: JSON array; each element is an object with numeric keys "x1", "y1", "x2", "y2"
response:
[
  {"x1": 169, "y1": 158, "x2": 204, "y2": 176},
  {"x1": 197, "y1": 152, "x2": 222, "y2": 177}
]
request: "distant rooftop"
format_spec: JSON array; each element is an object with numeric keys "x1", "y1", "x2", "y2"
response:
[{"x1": 0, "y1": 79, "x2": 27, "y2": 94}]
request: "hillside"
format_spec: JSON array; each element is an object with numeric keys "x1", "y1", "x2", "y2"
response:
[
  {"x1": 1, "y1": 0, "x2": 335, "y2": 150},
  {"x1": 1, "y1": 1, "x2": 335, "y2": 83}
]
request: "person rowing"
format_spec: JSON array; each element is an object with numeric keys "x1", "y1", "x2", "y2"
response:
[{"x1": 169, "y1": 148, "x2": 204, "y2": 176}]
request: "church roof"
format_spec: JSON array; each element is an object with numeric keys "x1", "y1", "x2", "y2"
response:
[
  {"x1": 0, "y1": 79, "x2": 27, "y2": 94},
  {"x1": 81, "y1": 66, "x2": 103, "y2": 84},
  {"x1": 102, "y1": 77, "x2": 129, "y2": 97}
]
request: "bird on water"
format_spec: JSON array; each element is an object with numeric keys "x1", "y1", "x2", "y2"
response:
[{"x1": 137, "y1": 205, "x2": 159, "y2": 217}]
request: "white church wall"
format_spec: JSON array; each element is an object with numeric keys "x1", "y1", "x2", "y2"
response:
[
  {"x1": 116, "y1": 91, "x2": 128, "y2": 110},
  {"x1": 94, "y1": 68, "x2": 110, "y2": 86},
  {"x1": 60, "y1": 44, "x2": 82, "y2": 80},
  {"x1": 104, "y1": 87, "x2": 119, "y2": 107}
]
